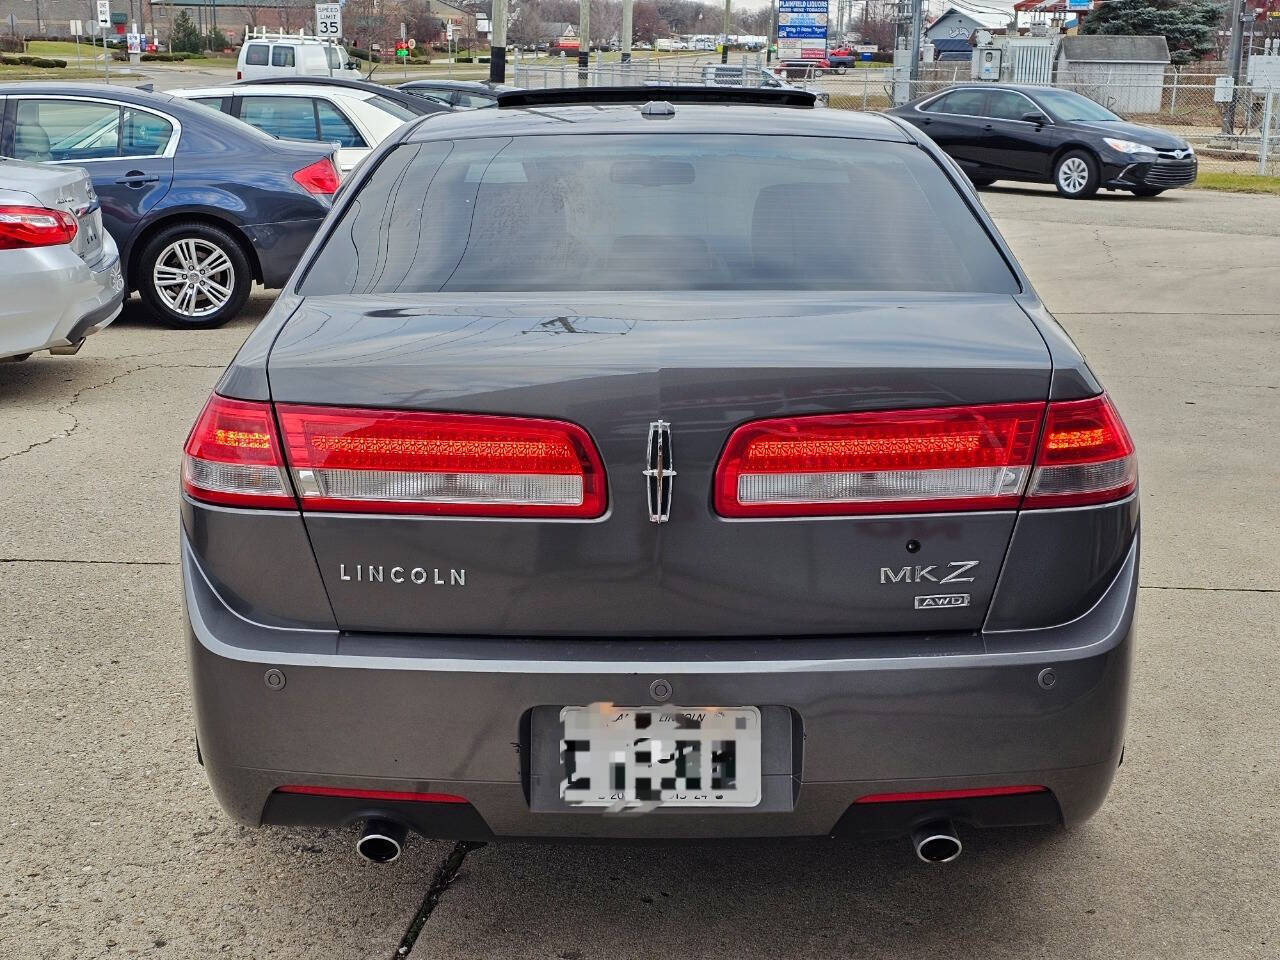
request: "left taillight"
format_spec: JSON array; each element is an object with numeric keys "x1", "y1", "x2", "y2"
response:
[
  {"x1": 275, "y1": 405, "x2": 607, "y2": 518},
  {"x1": 0, "y1": 205, "x2": 77, "y2": 250},
  {"x1": 291, "y1": 157, "x2": 340, "y2": 197},
  {"x1": 182, "y1": 395, "x2": 296, "y2": 509},
  {"x1": 714, "y1": 402, "x2": 1044, "y2": 518}
]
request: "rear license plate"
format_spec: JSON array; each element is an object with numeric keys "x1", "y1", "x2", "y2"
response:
[{"x1": 559, "y1": 704, "x2": 762, "y2": 808}]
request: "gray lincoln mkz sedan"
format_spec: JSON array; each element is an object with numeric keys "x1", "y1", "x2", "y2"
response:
[{"x1": 181, "y1": 88, "x2": 1138, "y2": 865}]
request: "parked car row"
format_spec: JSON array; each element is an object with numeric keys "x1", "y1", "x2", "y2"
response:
[{"x1": 0, "y1": 76, "x2": 1194, "y2": 363}]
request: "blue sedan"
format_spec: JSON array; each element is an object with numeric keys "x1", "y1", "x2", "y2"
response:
[{"x1": 0, "y1": 83, "x2": 340, "y2": 328}]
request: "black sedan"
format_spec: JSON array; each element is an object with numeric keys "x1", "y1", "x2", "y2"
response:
[{"x1": 889, "y1": 84, "x2": 1196, "y2": 199}]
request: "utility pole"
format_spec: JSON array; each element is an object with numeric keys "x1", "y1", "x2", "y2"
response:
[
  {"x1": 490, "y1": 0, "x2": 507, "y2": 82},
  {"x1": 1223, "y1": 0, "x2": 1247, "y2": 134},
  {"x1": 768, "y1": 0, "x2": 776, "y2": 63},
  {"x1": 906, "y1": 0, "x2": 923, "y2": 81},
  {"x1": 578, "y1": 0, "x2": 589, "y2": 84},
  {"x1": 621, "y1": 0, "x2": 632, "y2": 63},
  {"x1": 722, "y1": 0, "x2": 730, "y2": 64}
]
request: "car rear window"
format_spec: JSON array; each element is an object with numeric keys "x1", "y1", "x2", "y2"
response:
[
  {"x1": 298, "y1": 134, "x2": 1018, "y2": 295},
  {"x1": 244, "y1": 44, "x2": 269, "y2": 66}
]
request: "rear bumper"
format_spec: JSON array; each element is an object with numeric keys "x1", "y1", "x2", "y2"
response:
[
  {"x1": 184, "y1": 533, "x2": 1136, "y2": 840},
  {"x1": 0, "y1": 237, "x2": 123, "y2": 360},
  {"x1": 241, "y1": 217, "x2": 325, "y2": 289}
]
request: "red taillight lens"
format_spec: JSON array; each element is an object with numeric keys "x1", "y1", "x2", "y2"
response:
[
  {"x1": 0, "y1": 205, "x2": 77, "y2": 250},
  {"x1": 276, "y1": 785, "x2": 467, "y2": 804},
  {"x1": 275, "y1": 405, "x2": 607, "y2": 518},
  {"x1": 292, "y1": 157, "x2": 340, "y2": 196},
  {"x1": 182, "y1": 395, "x2": 296, "y2": 509},
  {"x1": 854, "y1": 785, "x2": 1048, "y2": 804},
  {"x1": 1024, "y1": 394, "x2": 1136, "y2": 508},
  {"x1": 714, "y1": 403, "x2": 1044, "y2": 517}
]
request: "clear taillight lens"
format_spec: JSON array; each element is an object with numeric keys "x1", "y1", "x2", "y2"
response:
[
  {"x1": 1024, "y1": 394, "x2": 1136, "y2": 508},
  {"x1": 275, "y1": 405, "x2": 607, "y2": 518},
  {"x1": 0, "y1": 205, "x2": 77, "y2": 250},
  {"x1": 714, "y1": 403, "x2": 1044, "y2": 517},
  {"x1": 182, "y1": 395, "x2": 295, "y2": 508}
]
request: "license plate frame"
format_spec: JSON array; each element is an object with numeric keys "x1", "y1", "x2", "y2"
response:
[{"x1": 559, "y1": 704, "x2": 763, "y2": 809}]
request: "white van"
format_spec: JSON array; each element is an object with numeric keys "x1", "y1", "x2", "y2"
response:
[{"x1": 236, "y1": 33, "x2": 363, "y2": 82}]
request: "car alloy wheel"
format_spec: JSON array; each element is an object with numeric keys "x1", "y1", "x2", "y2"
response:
[
  {"x1": 152, "y1": 238, "x2": 236, "y2": 319},
  {"x1": 1057, "y1": 157, "x2": 1089, "y2": 194}
]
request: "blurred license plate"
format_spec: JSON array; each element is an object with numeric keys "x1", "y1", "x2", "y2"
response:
[{"x1": 559, "y1": 705, "x2": 761, "y2": 808}]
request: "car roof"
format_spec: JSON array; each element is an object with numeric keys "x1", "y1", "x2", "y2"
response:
[
  {"x1": 0, "y1": 82, "x2": 184, "y2": 107},
  {"x1": 176, "y1": 83, "x2": 369, "y2": 100},
  {"x1": 404, "y1": 101, "x2": 913, "y2": 142},
  {"x1": 400, "y1": 79, "x2": 518, "y2": 94}
]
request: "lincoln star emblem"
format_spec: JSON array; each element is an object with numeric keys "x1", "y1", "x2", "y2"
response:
[{"x1": 643, "y1": 420, "x2": 676, "y2": 523}]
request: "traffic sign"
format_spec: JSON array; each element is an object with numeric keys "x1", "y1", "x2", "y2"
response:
[
  {"x1": 408, "y1": 38, "x2": 416, "y2": 50},
  {"x1": 96, "y1": 0, "x2": 111, "y2": 29},
  {"x1": 395, "y1": 41, "x2": 409, "y2": 58},
  {"x1": 315, "y1": 3, "x2": 342, "y2": 39}
]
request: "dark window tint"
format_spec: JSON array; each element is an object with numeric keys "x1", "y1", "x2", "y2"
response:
[
  {"x1": 928, "y1": 89, "x2": 987, "y2": 116},
  {"x1": 455, "y1": 92, "x2": 498, "y2": 108},
  {"x1": 120, "y1": 108, "x2": 174, "y2": 156},
  {"x1": 239, "y1": 96, "x2": 317, "y2": 140},
  {"x1": 316, "y1": 100, "x2": 365, "y2": 147},
  {"x1": 1032, "y1": 88, "x2": 1120, "y2": 122},
  {"x1": 271, "y1": 45, "x2": 296, "y2": 67},
  {"x1": 986, "y1": 91, "x2": 1037, "y2": 121},
  {"x1": 367, "y1": 94, "x2": 418, "y2": 121},
  {"x1": 244, "y1": 43, "x2": 269, "y2": 66},
  {"x1": 300, "y1": 135, "x2": 1018, "y2": 295}
]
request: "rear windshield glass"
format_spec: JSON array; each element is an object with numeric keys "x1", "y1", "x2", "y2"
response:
[
  {"x1": 244, "y1": 44, "x2": 269, "y2": 66},
  {"x1": 298, "y1": 134, "x2": 1018, "y2": 294}
]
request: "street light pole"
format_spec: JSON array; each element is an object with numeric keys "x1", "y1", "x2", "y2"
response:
[
  {"x1": 490, "y1": 0, "x2": 507, "y2": 82},
  {"x1": 722, "y1": 0, "x2": 730, "y2": 64}
]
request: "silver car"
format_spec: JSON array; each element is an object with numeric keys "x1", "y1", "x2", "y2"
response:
[{"x1": 0, "y1": 157, "x2": 123, "y2": 362}]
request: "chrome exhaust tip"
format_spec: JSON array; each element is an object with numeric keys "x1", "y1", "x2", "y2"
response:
[
  {"x1": 356, "y1": 818, "x2": 406, "y2": 864},
  {"x1": 912, "y1": 820, "x2": 962, "y2": 864}
]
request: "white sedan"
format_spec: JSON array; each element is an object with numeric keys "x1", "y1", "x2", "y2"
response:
[
  {"x1": 171, "y1": 83, "x2": 419, "y2": 177},
  {"x1": 0, "y1": 158, "x2": 123, "y2": 362}
]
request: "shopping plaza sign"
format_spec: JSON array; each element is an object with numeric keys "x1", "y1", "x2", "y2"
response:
[{"x1": 777, "y1": 0, "x2": 827, "y2": 61}]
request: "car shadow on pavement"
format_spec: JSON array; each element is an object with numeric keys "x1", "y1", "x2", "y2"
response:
[{"x1": 394, "y1": 825, "x2": 1088, "y2": 959}]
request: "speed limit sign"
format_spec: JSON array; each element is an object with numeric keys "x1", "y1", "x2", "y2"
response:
[{"x1": 314, "y1": 2, "x2": 342, "y2": 38}]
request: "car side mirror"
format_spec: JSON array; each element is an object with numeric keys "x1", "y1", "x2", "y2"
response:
[
  {"x1": 1022, "y1": 111, "x2": 1049, "y2": 126},
  {"x1": 346, "y1": 60, "x2": 359, "y2": 71}
]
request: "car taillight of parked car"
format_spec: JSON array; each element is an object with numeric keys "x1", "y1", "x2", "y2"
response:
[
  {"x1": 291, "y1": 158, "x2": 341, "y2": 197},
  {"x1": 714, "y1": 395, "x2": 1135, "y2": 517},
  {"x1": 0, "y1": 205, "x2": 77, "y2": 250},
  {"x1": 183, "y1": 395, "x2": 608, "y2": 518}
]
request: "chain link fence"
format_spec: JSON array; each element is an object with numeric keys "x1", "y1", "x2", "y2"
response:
[{"x1": 510, "y1": 56, "x2": 1280, "y2": 177}]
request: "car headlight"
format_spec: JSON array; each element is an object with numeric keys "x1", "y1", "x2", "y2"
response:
[{"x1": 1103, "y1": 137, "x2": 1158, "y2": 156}]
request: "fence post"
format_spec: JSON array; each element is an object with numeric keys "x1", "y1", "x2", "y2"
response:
[
  {"x1": 1261, "y1": 89, "x2": 1275, "y2": 177},
  {"x1": 861, "y1": 70, "x2": 868, "y2": 110},
  {"x1": 1169, "y1": 66, "x2": 1178, "y2": 118}
]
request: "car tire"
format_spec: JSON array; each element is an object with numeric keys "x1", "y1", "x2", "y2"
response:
[
  {"x1": 136, "y1": 221, "x2": 252, "y2": 330},
  {"x1": 969, "y1": 175, "x2": 996, "y2": 188},
  {"x1": 837, "y1": 66, "x2": 847, "y2": 75},
  {"x1": 1053, "y1": 150, "x2": 1100, "y2": 199},
  {"x1": 1128, "y1": 187, "x2": 1165, "y2": 198}
]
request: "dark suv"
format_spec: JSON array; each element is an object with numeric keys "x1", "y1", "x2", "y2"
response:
[{"x1": 182, "y1": 88, "x2": 1137, "y2": 865}]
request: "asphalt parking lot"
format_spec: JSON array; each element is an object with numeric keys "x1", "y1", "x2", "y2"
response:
[{"x1": 1, "y1": 184, "x2": 1277, "y2": 959}]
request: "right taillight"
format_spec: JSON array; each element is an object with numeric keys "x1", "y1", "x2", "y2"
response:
[
  {"x1": 1024, "y1": 393, "x2": 1136, "y2": 508},
  {"x1": 0, "y1": 205, "x2": 77, "y2": 250}
]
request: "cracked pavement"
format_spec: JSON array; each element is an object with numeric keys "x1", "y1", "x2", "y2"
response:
[{"x1": 1, "y1": 185, "x2": 1277, "y2": 959}]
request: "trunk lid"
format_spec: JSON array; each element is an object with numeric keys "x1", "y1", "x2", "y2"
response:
[
  {"x1": 266, "y1": 291, "x2": 1052, "y2": 637},
  {"x1": 0, "y1": 159, "x2": 105, "y2": 266}
]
